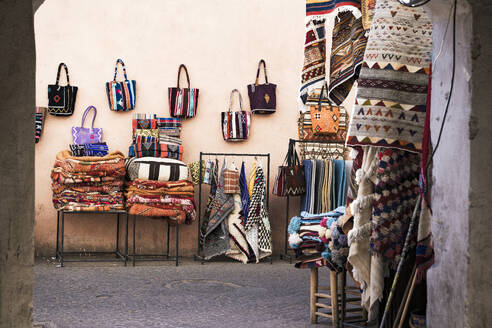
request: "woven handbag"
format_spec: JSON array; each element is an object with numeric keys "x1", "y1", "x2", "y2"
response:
[
  {"x1": 221, "y1": 89, "x2": 251, "y2": 142},
  {"x1": 72, "y1": 106, "x2": 103, "y2": 145},
  {"x1": 48, "y1": 63, "x2": 78, "y2": 116},
  {"x1": 35, "y1": 107, "x2": 47, "y2": 143},
  {"x1": 308, "y1": 83, "x2": 340, "y2": 135},
  {"x1": 169, "y1": 64, "x2": 199, "y2": 118},
  {"x1": 273, "y1": 141, "x2": 306, "y2": 196},
  {"x1": 106, "y1": 59, "x2": 136, "y2": 111},
  {"x1": 247, "y1": 59, "x2": 277, "y2": 114},
  {"x1": 188, "y1": 160, "x2": 205, "y2": 185}
]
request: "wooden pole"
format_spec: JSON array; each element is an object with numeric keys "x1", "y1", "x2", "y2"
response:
[
  {"x1": 330, "y1": 270, "x2": 339, "y2": 326},
  {"x1": 392, "y1": 265, "x2": 417, "y2": 328},
  {"x1": 397, "y1": 270, "x2": 418, "y2": 328},
  {"x1": 310, "y1": 267, "x2": 319, "y2": 324}
]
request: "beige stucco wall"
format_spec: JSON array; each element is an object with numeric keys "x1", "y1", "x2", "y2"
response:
[{"x1": 34, "y1": 0, "x2": 309, "y2": 257}]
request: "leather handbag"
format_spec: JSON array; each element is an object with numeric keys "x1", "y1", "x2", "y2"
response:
[
  {"x1": 169, "y1": 64, "x2": 199, "y2": 118},
  {"x1": 273, "y1": 141, "x2": 306, "y2": 196},
  {"x1": 48, "y1": 63, "x2": 78, "y2": 116},
  {"x1": 106, "y1": 59, "x2": 136, "y2": 111},
  {"x1": 308, "y1": 83, "x2": 341, "y2": 135},
  {"x1": 221, "y1": 89, "x2": 251, "y2": 142},
  {"x1": 35, "y1": 106, "x2": 47, "y2": 143},
  {"x1": 71, "y1": 106, "x2": 103, "y2": 145},
  {"x1": 247, "y1": 59, "x2": 277, "y2": 114}
]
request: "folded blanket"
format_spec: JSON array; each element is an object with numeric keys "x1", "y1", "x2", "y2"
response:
[
  {"x1": 52, "y1": 180, "x2": 124, "y2": 194},
  {"x1": 127, "y1": 179, "x2": 193, "y2": 191},
  {"x1": 57, "y1": 204, "x2": 126, "y2": 212},
  {"x1": 51, "y1": 168, "x2": 122, "y2": 185},
  {"x1": 56, "y1": 150, "x2": 125, "y2": 162},
  {"x1": 126, "y1": 203, "x2": 188, "y2": 224}
]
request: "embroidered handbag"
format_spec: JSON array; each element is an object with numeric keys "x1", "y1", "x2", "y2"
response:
[
  {"x1": 72, "y1": 106, "x2": 103, "y2": 145},
  {"x1": 169, "y1": 64, "x2": 199, "y2": 118},
  {"x1": 126, "y1": 157, "x2": 188, "y2": 182},
  {"x1": 188, "y1": 160, "x2": 205, "y2": 185},
  {"x1": 106, "y1": 59, "x2": 136, "y2": 111},
  {"x1": 308, "y1": 83, "x2": 341, "y2": 135},
  {"x1": 273, "y1": 141, "x2": 306, "y2": 196},
  {"x1": 221, "y1": 89, "x2": 251, "y2": 142},
  {"x1": 48, "y1": 63, "x2": 78, "y2": 116},
  {"x1": 247, "y1": 59, "x2": 277, "y2": 114},
  {"x1": 134, "y1": 141, "x2": 160, "y2": 158},
  {"x1": 35, "y1": 106, "x2": 47, "y2": 143}
]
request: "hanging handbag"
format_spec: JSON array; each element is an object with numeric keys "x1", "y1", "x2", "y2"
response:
[
  {"x1": 221, "y1": 89, "x2": 251, "y2": 142},
  {"x1": 71, "y1": 106, "x2": 103, "y2": 145},
  {"x1": 168, "y1": 64, "x2": 199, "y2": 118},
  {"x1": 35, "y1": 106, "x2": 47, "y2": 143},
  {"x1": 47, "y1": 63, "x2": 78, "y2": 116},
  {"x1": 106, "y1": 59, "x2": 136, "y2": 111},
  {"x1": 247, "y1": 59, "x2": 277, "y2": 114},
  {"x1": 308, "y1": 83, "x2": 341, "y2": 135},
  {"x1": 273, "y1": 141, "x2": 306, "y2": 196}
]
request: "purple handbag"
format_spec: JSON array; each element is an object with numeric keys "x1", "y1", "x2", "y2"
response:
[
  {"x1": 247, "y1": 59, "x2": 277, "y2": 114},
  {"x1": 72, "y1": 106, "x2": 103, "y2": 145}
]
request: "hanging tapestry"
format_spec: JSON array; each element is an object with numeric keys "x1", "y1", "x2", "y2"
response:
[
  {"x1": 361, "y1": 0, "x2": 376, "y2": 30},
  {"x1": 328, "y1": 12, "x2": 367, "y2": 105},
  {"x1": 299, "y1": 18, "x2": 326, "y2": 108},
  {"x1": 346, "y1": 0, "x2": 432, "y2": 153},
  {"x1": 226, "y1": 194, "x2": 251, "y2": 264},
  {"x1": 370, "y1": 148, "x2": 420, "y2": 261},
  {"x1": 306, "y1": 0, "x2": 361, "y2": 17}
]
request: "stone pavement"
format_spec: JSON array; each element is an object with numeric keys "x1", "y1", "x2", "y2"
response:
[{"x1": 34, "y1": 258, "x2": 339, "y2": 328}]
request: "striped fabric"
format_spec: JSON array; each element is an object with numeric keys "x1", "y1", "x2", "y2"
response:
[
  {"x1": 223, "y1": 169, "x2": 240, "y2": 194},
  {"x1": 35, "y1": 107, "x2": 46, "y2": 143},
  {"x1": 126, "y1": 157, "x2": 188, "y2": 182},
  {"x1": 135, "y1": 141, "x2": 160, "y2": 158},
  {"x1": 168, "y1": 88, "x2": 199, "y2": 118},
  {"x1": 221, "y1": 111, "x2": 251, "y2": 142},
  {"x1": 106, "y1": 80, "x2": 136, "y2": 111},
  {"x1": 160, "y1": 143, "x2": 183, "y2": 161},
  {"x1": 306, "y1": 0, "x2": 361, "y2": 16},
  {"x1": 159, "y1": 135, "x2": 182, "y2": 145},
  {"x1": 70, "y1": 142, "x2": 109, "y2": 157},
  {"x1": 157, "y1": 117, "x2": 182, "y2": 137}
]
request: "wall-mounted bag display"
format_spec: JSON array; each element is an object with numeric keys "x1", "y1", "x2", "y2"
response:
[
  {"x1": 72, "y1": 106, "x2": 103, "y2": 145},
  {"x1": 169, "y1": 64, "x2": 199, "y2": 118},
  {"x1": 247, "y1": 59, "x2": 277, "y2": 114},
  {"x1": 106, "y1": 59, "x2": 136, "y2": 111},
  {"x1": 308, "y1": 83, "x2": 340, "y2": 135},
  {"x1": 48, "y1": 63, "x2": 78, "y2": 116},
  {"x1": 35, "y1": 107, "x2": 47, "y2": 143},
  {"x1": 221, "y1": 89, "x2": 251, "y2": 142},
  {"x1": 273, "y1": 142, "x2": 306, "y2": 197}
]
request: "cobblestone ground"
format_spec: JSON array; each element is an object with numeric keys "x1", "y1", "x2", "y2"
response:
[{"x1": 34, "y1": 258, "x2": 339, "y2": 328}]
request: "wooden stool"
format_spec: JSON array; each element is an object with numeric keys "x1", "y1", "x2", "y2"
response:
[{"x1": 310, "y1": 267, "x2": 340, "y2": 326}]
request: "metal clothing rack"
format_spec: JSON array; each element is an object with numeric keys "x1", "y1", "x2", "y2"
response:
[
  {"x1": 279, "y1": 138, "x2": 346, "y2": 263},
  {"x1": 195, "y1": 152, "x2": 271, "y2": 264}
]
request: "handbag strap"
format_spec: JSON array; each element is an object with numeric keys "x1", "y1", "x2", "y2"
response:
[
  {"x1": 317, "y1": 82, "x2": 333, "y2": 112},
  {"x1": 113, "y1": 58, "x2": 129, "y2": 81},
  {"x1": 255, "y1": 59, "x2": 269, "y2": 85},
  {"x1": 177, "y1": 64, "x2": 191, "y2": 89},
  {"x1": 287, "y1": 140, "x2": 301, "y2": 166},
  {"x1": 229, "y1": 89, "x2": 243, "y2": 112},
  {"x1": 56, "y1": 63, "x2": 70, "y2": 86},
  {"x1": 81, "y1": 106, "x2": 97, "y2": 129}
]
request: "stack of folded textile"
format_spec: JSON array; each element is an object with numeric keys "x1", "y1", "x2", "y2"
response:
[
  {"x1": 288, "y1": 207, "x2": 345, "y2": 269},
  {"x1": 129, "y1": 114, "x2": 183, "y2": 160},
  {"x1": 51, "y1": 150, "x2": 126, "y2": 211},
  {"x1": 70, "y1": 142, "x2": 109, "y2": 157},
  {"x1": 319, "y1": 207, "x2": 349, "y2": 269}
]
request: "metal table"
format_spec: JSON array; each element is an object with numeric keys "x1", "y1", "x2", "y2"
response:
[{"x1": 56, "y1": 210, "x2": 128, "y2": 267}]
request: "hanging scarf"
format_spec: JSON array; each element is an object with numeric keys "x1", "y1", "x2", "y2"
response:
[
  {"x1": 245, "y1": 164, "x2": 272, "y2": 262},
  {"x1": 226, "y1": 194, "x2": 251, "y2": 264},
  {"x1": 239, "y1": 161, "x2": 250, "y2": 225}
]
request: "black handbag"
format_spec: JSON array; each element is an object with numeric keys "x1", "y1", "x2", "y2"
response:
[
  {"x1": 48, "y1": 63, "x2": 78, "y2": 116},
  {"x1": 247, "y1": 59, "x2": 277, "y2": 114}
]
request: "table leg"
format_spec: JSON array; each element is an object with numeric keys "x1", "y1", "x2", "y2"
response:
[
  {"x1": 56, "y1": 211, "x2": 60, "y2": 259},
  {"x1": 330, "y1": 270, "x2": 339, "y2": 327},
  {"x1": 175, "y1": 223, "x2": 179, "y2": 267},
  {"x1": 125, "y1": 212, "x2": 128, "y2": 266},
  {"x1": 133, "y1": 215, "x2": 136, "y2": 267},
  {"x1": 310, "y1": 267, "x2": 318, "y2": 324},
  {"x1": 116, "y1": 213, "x2": 120, "y2": 256},
  {"x1": 60, "y1": 211, "x2": 65, "y2": 267},
  {"x1": 167, "y1": 220, "x2": 170, "y2": 258}
]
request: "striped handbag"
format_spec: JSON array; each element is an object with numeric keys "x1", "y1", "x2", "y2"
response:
[
  {"x1": 106, "y1": 59, "x2": 136, "y2": 111},
  {"x1": 221, "y1": 89, "x2": 251, "y2": 142},
  {"x1": 168, "y1": 64, "x2": 199, "y2": 118}
]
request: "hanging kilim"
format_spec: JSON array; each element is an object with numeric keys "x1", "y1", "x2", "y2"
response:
[
  {"x1": 361, "y1": 0, "x2": 376, "y2": 30},
  {"x1": 328, "y1": 11, "x2": 367, "y2": 105},
  {"x1": 346, "y1": 0, "x2": 432, "y2": 153},
  {"x1": 370, "y1": 148, "x2": 420, "y2": 261},
  {"x1": 299, "y1": 18, "x2": 326, "y2": 108},
  {"x1": 306, "y1": 0, "x2": 361, "y2": 17}
]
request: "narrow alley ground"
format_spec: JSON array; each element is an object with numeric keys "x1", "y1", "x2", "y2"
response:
[{"x1": 34, "y1": 259, "x2": 336, "y2": 328}]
